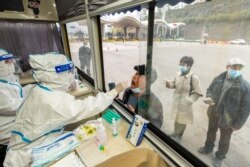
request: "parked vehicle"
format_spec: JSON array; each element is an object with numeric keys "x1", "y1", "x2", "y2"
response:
[{"x1": 228, "y1": 39, "x2": 247, "y2": 45}]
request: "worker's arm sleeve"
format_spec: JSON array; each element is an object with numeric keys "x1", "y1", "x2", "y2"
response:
[
  {"x1": 57, "y1": 89, "x2": 118, "y2": 124},
  {"x1": 0, "y1": 92, "x2": 23, "y2": 116}
]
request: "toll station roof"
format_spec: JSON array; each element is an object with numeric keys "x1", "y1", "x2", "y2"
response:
[{"x1": 56, "y1": 0, "x2": 198, "y2": 21}]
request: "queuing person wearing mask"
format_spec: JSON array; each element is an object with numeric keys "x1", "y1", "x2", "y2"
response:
[
  {"x1": 4, "y1": 53, "x2": 127, "y2": 167},
  {"x1": 198, "y1": 58, "x2": 250, "y2": 167},
  {"x1": 165, "y1": 56, "x2": 202, "y2": 142},
  {"x1": 122, "y1": 65, "x2": 163, "y2": 129},
  {"x1": 0, "y1": 49, "x2": 25, "y2": 165}
]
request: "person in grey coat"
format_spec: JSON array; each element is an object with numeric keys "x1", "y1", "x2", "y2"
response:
[
  {"x1": 79, "y1": 40, "x2": 91, "y2": 75},
  {"x1": 198, "y1": 58, "x2": 250, "y2": 167},
  {"x1": 166, "y1": 56, "x2": 203, "y2": 142}
]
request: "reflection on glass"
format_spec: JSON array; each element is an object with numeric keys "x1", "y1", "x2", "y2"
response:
[
  {"x1": 66, "y1": 20, "x2": 93, "y2": 78},
  {"x1": 154, "y1": 0, "x2": 250, "y2": 167},
  {"x1": 100, "y1": 5, "x2": 148, "y2": 95}
]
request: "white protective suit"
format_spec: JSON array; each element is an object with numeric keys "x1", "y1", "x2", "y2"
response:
[
  {"x1": 4, "y1": 53, "x2": 120, "y2": 167},
  {"x1": 0, "y1": 49, "x2": 24, "y2": 145}
]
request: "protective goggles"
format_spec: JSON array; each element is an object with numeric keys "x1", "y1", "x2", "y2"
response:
[
  {"x1": 0, "y1": 54, "x2": 14, "y2": 61},
  {"x1": 0, "y1": 54, "x2": 23, "y2": 75}
]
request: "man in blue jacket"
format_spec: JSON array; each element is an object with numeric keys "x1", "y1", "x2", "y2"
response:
[{"x1": 198, "y1": 58, "x2": 250, "y2": 167}]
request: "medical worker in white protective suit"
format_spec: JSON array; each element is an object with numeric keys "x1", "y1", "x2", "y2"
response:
[
  {"x1": 0, "y1": 49, "x2": 27, "y2": 165},
  {"x1": 4, "y1": 53, "x2": 127, "y2": 167}
]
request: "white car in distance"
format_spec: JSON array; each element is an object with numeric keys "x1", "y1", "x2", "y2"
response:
[{"x1": 229, "y1": 39, "x2": 247, "y2": 45}]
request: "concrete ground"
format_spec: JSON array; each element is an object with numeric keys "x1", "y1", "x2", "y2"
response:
[{"x1": 69, "y1": 41, "x2": 250, "y2": 167}]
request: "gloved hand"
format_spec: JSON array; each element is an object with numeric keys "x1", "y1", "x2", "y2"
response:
[
  {"x1": 114, "y1": 81, "x2": 128, "y2": 93},
  {"x1": 203, "y1": 97, "x2": 215, "y2": 105}
]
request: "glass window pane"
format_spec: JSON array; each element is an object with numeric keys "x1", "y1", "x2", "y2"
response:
[
  {"x1": 101, "y1": 5, "x2": 148, "y2": 97},
  {"x1": 66, "y1": 20, "x2": 93, "y2": 78},
  {"x1": 154, "y1": 0, "x2": 250, "y2": 166}
]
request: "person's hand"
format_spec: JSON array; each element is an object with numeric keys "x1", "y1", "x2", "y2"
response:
[
  {"x1": 165, "y1": 80, "x2": 171, "y2": 88},
  {"x1": 230, "y1": 125, "x2": 239, "y2": 131},
  {"x1": 203, "y1": 97, "x2": 215, "y2": 105},
  {"x1": 126, "y1": 104, "x2": 135, "y2": 112},
  {"x1": 231, "y1": 127, "x2": 237, "y2": 131},
  {"x1": 115, "y1": 81, "x2": 128, "y2": 93}
]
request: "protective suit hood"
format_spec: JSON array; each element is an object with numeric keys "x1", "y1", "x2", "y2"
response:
[{"x1": 29, "y1": 53, "x2": 75, "y2": 91}]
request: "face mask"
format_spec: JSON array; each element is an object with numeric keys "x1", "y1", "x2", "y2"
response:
[
  {"x1": 9, "y1": 63, "x2": 15, "y2": 74},
  {"x1": 55, "y1": 72, "x2": 76, "y2": 92},
  {"x1": 228, "y1": 69, "x2": 241, "y2": 79},
  {"x1": 178, "y1": 65, "x2": 188, "y2": 74},
  {"x1": 68, "y1": 72, "x2": 77, "y2": 91},
  {"x1": 33, "y1": 70, "x2": 76, "y2": 92},
  {"x1": 131, "y1": 87, "x2": 141, "y2": 93}
]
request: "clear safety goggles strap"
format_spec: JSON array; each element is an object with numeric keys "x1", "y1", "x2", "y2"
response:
[
  {"x1": 55, "y1": 62, "x2": 74, "y2": 73},
  {"x1": 0, "y1": 54, "x2": 14, "y2": 61}
]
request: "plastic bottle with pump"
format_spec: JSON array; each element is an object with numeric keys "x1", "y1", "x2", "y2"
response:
[{"x1": 111, "y1": 118, "x2": 118, "y2": 136}]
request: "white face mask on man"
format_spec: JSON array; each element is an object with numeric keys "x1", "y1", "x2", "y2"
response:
[{"x1": 131, "y1": 87, "x2": 141, "y2": 93}]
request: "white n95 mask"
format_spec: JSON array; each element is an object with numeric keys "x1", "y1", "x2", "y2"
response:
[{"x1": 131, "y1": 87, "x2": 141, "y2": 93}]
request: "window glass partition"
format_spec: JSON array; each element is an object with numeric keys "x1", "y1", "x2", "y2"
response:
[
  {"x1": 98, "y1": 1, "x2": 250, "y2": 166},
  {"x1": 66, "y1": 20, "x2": 94, "y2": 79},
  {"x1": 154, "y1": 0, "x2": 250, "y2": 166},
  {"x1": 101, "y1": 5, "x2": 148, "y2": 97}
]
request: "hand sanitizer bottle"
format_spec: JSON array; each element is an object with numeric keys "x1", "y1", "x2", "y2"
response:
[
  {"x1": 96, "y1": 124, "x2": 107, "y2": 146},
  {"x1": 112, "y1": 118, "x2": 118, "y2": 136}
]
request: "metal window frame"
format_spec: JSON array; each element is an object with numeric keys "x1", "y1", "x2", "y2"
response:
[
  {"x1": 60, "y1": 14, "x2": 87, "y2": 24},
  {"x1": 89, "y1": 0, "x2": 154, "y2": 17}
]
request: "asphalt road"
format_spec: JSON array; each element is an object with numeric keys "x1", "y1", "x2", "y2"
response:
[{"x1": 70, "y1": 41, "x2": 250, "y2": 167}]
